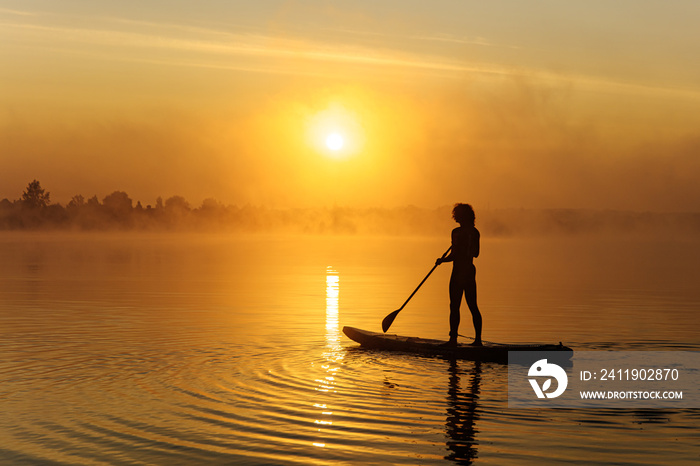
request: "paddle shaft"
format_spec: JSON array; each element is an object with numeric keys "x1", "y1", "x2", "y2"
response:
[
  {"x1": 382, "y1": 246, "x2": 452, "y2": 332},
  {"x1": 396, "y1": 245, "x2": 452, "y2": 312}
]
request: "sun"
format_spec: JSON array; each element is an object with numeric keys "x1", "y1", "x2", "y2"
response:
[
  {"x1": 305, "y1": 101, "x2": 364, "y2": 159},
  {"x1": 325, "y1": 132, "x2": 344, "y2": 151}
]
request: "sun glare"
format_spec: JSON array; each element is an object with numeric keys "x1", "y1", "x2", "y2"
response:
[
  {"x1": 325, "y1": 133, "x2": 344, "y2": 151},
  {"x1": 306, "y1": 102, "x2": 364, "y2": 159}
]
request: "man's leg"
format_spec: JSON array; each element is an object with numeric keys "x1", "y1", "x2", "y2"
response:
[
  {"x1": 448, "y1": 275, "x2": 462, "y2": 343},
  {"x1": 465, "y1": 278, "x2": 482, "y2": 345}
]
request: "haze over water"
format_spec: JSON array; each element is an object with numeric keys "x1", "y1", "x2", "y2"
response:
[{"x1": 1, "y1": 232, "x2": 698, "y2": 464}]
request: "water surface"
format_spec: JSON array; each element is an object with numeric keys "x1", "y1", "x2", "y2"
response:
[{"x1": 0, "y1": 233, "x2": 698, "y2": 464}]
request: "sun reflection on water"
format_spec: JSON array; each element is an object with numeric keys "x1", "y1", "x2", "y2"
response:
[
  {"x1": 324, "y1": 267, "x2": 341, "y2": 354},
  {"x1": 313, "y1": 266, "x2": 344, "y2": 448}
]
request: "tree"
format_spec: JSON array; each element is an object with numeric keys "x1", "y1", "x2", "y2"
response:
[
  {"x1": 21, "y1": 180, "x2": 50, "y2": 209},
  {"x1": 103, "y1": 191, "x2": 132, "y2": 211},
  {"x1": 164, "y1": 195, "x2": 191, "y2": 225},
  {"x1": 67, "y1": 194, "x2": 85, "y2": 208},
  {"x1": 165, "y1": 195, "x2": 190, "y2": 213},
  {"x1": 102, "y1": 191, "x2": 133, "y2": 223}
]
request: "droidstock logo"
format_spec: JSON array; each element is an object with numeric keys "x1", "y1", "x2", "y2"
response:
[{"x1": 528, "y1": 359, "x2": 568, "y2": 399}]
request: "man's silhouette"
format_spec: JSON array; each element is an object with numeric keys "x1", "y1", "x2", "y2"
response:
[{"x1": 436, "y1": 203, "x2": 482, "y2": 346}]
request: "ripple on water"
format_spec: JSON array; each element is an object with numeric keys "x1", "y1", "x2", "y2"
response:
[{"x1": 2, "y1": 334, "x2": 700, "y2": 465}]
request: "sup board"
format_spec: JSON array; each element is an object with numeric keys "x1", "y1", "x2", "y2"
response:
[{"x1": 343, "y1": 326, "x2": 573, "y2": 363}]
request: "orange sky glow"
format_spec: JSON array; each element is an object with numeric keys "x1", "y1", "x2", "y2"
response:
[{"x1": 2, "y1": 1, "x2": 700, "y2": 211}]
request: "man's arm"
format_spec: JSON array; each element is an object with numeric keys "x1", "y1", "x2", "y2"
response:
[{"x1": 436, "y1": 230, "x2": 458, "y2": 264}]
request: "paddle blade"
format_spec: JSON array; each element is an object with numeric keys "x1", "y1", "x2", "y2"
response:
[{"x1": 382, "y1": 309, "x2": 400, "y2": 333}]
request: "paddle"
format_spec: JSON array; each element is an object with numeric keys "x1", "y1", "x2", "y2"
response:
[{"x1": 382, "y1": 246, "x2": 452, "y2": 333}]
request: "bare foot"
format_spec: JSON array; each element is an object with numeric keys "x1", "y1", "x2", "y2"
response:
[{"x1": 469, "y1": 340, "x2": 483, "y2": 346}]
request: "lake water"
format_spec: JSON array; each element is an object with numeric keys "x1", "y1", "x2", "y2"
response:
[{"x1": 0, "y1": 232, "x2": 698, "y2": 465}]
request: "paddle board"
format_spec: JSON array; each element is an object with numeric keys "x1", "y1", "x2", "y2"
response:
[{"x1": 343, "y1": 326, "x2": 573, "y2": 363}]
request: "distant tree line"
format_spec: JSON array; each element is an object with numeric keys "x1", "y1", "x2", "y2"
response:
[
  {"x1": 2, "y1": 180, "x2": 700, "y2": 236},
  {"x1": 1, "y1": 179, "x2": 423, "y2": 233},
  {"x1": 0, "y1": 180, "x2": 262, "y2": 231}
]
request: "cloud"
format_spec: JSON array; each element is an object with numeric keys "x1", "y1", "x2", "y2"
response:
[
  {"x1": 0, "y1": 17, "x2": 508, "y2": 78},
  {"x1": 415, "y1": 33, "x2": 520, "y2": 49},
  {"x1": 0, "y1": 7, "x2": 36, "y2": 16},
  {"x1": 4, "y1": 8, "x2": 700, "y2": 101}
]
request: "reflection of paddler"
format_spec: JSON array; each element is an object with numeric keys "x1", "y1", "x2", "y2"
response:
[{"x1": 445, "y1": 359, "x2": 481, "y2": 464}]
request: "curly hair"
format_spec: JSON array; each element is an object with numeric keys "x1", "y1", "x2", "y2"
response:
[{"x1": 452, "y1": 203, "x2": 475, "y2": 226}]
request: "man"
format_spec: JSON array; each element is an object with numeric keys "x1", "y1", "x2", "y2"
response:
[{"x1": 436, "y1": 203, "x2": 483, "y2": 346}]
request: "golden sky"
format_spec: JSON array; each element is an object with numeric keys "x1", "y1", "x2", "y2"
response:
[{"x1": 2, "y1": 1, "x2": 700, "y2": 210}]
